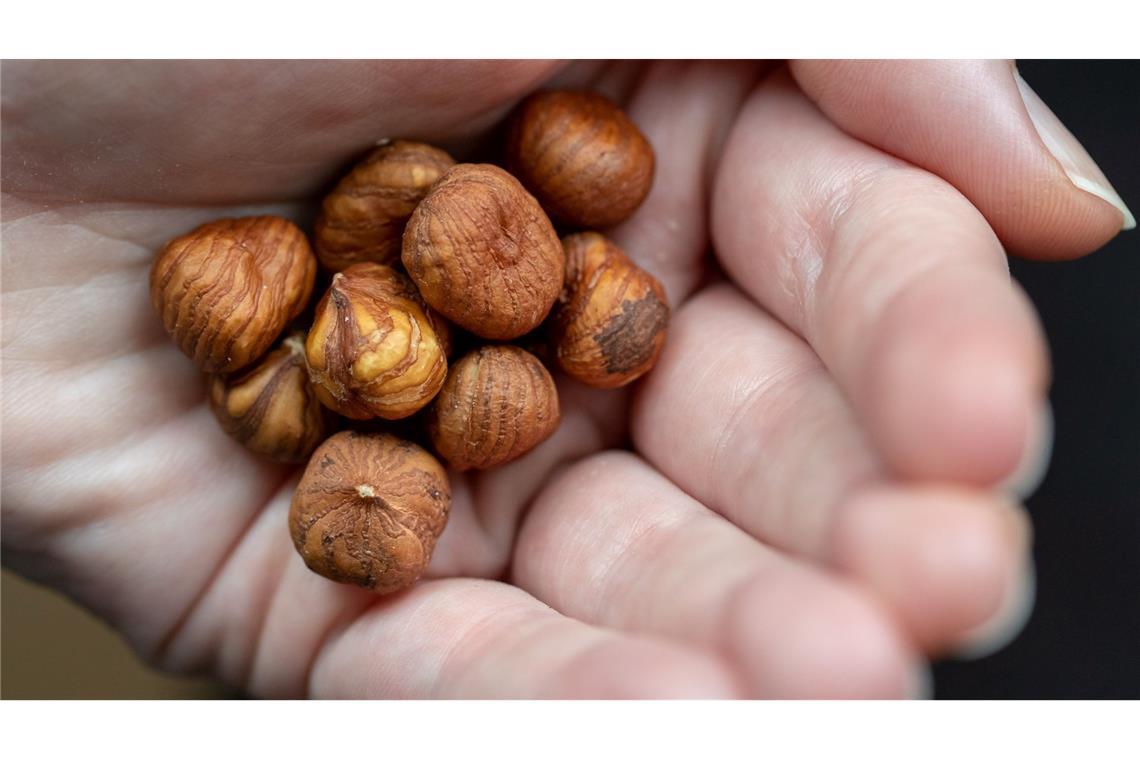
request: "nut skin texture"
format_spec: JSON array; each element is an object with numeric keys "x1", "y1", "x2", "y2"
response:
[
  {"x1": 151, "y1": 216, "x2": 317, "y2": 373},
  {"x1": 428, "y1": 345, "x2": 560, "y2": 471},
  {"x1": 550, "y1": 232, "x2": 669, "y2": 388},
  {"x1": 314, "y1": 140, "x2": 455, "y2": 272},
  {"x1": 289, "y1": 431, "x2": 451, "y2": 594},
  {"x1": 402, "y1": 164, "x2": 565, "y2": 340},
  {"x1": 208, "y1": 332, "x2": 332, "y2": 463},
  {"x1": 305, "y1": 263, "x2": 447, "y2": 421},
  {"x1": 506, "y1": 90, "x2": 655, "y2": 229}
]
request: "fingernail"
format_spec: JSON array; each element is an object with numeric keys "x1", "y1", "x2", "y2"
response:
[
  {"x1": 951, "y1": 556, "x2": 1036, "y2": 661},
  {"x1": 904, "y1": 664, "x2": 933, "y2": 700},
  {"x1": 999, "y1": 401, "x2": 1054, "y2": 500},
  {"x1": 1016, "y1": 72, "x2": 1136, "y2": 231}
]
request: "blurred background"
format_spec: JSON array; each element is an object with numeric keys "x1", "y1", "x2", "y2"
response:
[{"x1": 2, "y1": 59, "x2": 1137, "y2": 699}]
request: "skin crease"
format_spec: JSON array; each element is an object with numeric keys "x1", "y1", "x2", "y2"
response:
[{"x1": 0, "y1": 60, "x2": 1127, "y2": 698}]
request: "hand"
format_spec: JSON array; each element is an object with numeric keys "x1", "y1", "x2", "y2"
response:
[{"x1": 2, "y1": 60, "x2": 1130, "y2": 698}]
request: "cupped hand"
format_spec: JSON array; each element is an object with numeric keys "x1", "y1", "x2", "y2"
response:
[{"x1": 1, "y1": 60, "x2": 1130, "y2": 698}]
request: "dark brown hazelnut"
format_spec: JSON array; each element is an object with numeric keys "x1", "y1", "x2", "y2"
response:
[
  {"x1": 305, "y1": 263, "x2": 447, "y2": 420},
  {"x1": 401, "y1": 164, "x2": 565, "y2": 340},
  {"x1": 289, "y1": 431, "x2": 451, "y2": 594},
  {"x1": 427, "y1": 345, "x2": 560, "y2": 470},
  {"x1": 151, "y1": 216, "x2": 317, "y2": 373},
  {"x1": 313, "y1": 140, "x2": 455, "y2": 272},
  {"x1": 208, "y1": 332, "x2": 333, "y2": 462},
  {"x1": 549, "y1": 232, "x2": 669, "y2": 388},
  {"x1": 505, "y1": 90, "x2": 655, "y2": 229}
]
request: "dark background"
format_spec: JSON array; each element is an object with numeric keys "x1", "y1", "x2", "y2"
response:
[{"x1": 933, "y1": 59, "x2": 1140, "y2": 699}]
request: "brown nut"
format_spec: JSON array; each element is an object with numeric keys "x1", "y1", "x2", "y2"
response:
[
  {"x1": 402, "y1": 164, "x2": 564, "y2": 340},
  {"x1": 151, "y1": 216, "x2": 317, "y2": 373},
  {"x1": 506, "y1": 90, "x2": 655, "y2": 229},
  {"x1": 314, "y1": 140, "x2": 455, "y2": 272},
  {"x1": 289, "y1": 430, "x2": 450, "y2": 594},
  {"x1": 427, "y1": 345, "x2": 560, "y2": 470},
  {"x1": 549, "y1": 232, "x2": 669, "y2": 388},
  {"x1": 208, "y1": 332, "x2": 332, "y2": 463},
  {"x1": 305, "y1": 262, "x2": 447, "y2": 420}
]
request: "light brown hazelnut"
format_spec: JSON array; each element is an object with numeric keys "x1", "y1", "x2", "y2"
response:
[
  {"x1": 151, "y1": 216, "x2": 317, "y2": 373},
  {"x1": 289, "y1": 431, "x2": 450, "y2": 594},
  {"x1": 305, "y1": 262, "x2": 447, "y2": 420},
  {"x1": 549, "y1": 232, "x2": 669, "y2": 388},
  {"x1": 402, "y1": 164, "x2": 564, "y2": 340},
  {"x1": 313, "y1": 140, "x2": 455, "y2": 272},
  {"x1": 506, "y1": 90, "x2": 655, "y2": 229},
  {"x1": 427, "y1": 345, "x2": 560, "y2": 470},
  {"x1": 208, "y1": 332, "x2": 332, "y2": 463}
]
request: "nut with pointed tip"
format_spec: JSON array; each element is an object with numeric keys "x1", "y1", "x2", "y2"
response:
[
  {"x1": 305, "y1": 263, "x2": 448, "y2": 420},
  {"x1": 549, "y1": 232, "x2": 669, "y2": 388},
  {"x1": 151, "y1": 216, "x2": 317, "y2": 373},
  {"x1": 506, "y1": 90, "x2": 655, "y2": 228},
  {"x1": 402, "y1": 163, "x2": 565, "y2": 340},
  {"x1": 208, "y1": 332, "x2": 332, "y2": 463},
  {"x1": 289, "y1": 431, "x2": 451, "y2": 594},
  {"x1": 314, "y1": 140, "x2": 455, "y2": 272},
  {"x1": 427, "y1": 345, "x2": 560, "y2": 470}
]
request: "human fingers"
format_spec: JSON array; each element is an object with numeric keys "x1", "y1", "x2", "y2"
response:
[
  {"x1": 789, "y1": 59, "x2": 1134, "y2": 258},
  {"x1": 712, "y1": 69, "x2": 1050, "y2": 486},
  {"x1": 513, "y1": 451, "x2": 922, "y2": 698},
  {"x1": 630, "y1": 284, "x2": 1032, "y2": 652},
  {"x1": 306, "y1": 578, "x2": 739, "y2": 698}
]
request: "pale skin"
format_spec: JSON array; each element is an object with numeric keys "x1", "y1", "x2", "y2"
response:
[{"x1": 1, "y1": 60, "x2": 1130, "y2": 698}]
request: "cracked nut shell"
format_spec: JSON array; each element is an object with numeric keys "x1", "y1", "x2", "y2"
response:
[
  {"x1": 314, "y1": 140, "x2": 455, "y2": 272},
  {"x1": 208, "y1": 332, "x2": 332, "y2": 463},
  {"x1": 549, "y1": 232, "x2": 669, "y2": 388},
  {"x1": 401, "y1": 163, "x2": 564, "y2": 340},
  {"x1": 506, "y1": 90, "x2": 655, "y2": 228},
  {"x1": 427, "y1": 345, "x2": 560, "y2": 470},
  {"x1": 289, "y1": 431, "x2": 451, "y2": 594},
  {"x1": 305, "y1": 263, "x2": 448, "y2": 420},
  {"x1": 151, "y1": 216, "x2": 317, "y2": 373}
]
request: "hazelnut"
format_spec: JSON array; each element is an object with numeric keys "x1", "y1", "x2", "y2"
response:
[
  {"x1": 151, "y1": 216, "x2": 317, "y2": 373},
  {"x1": 549, "y1": 233, "x2": 669, "y2": 388},
  {"x1": 208, "y1": 332, "x2": 332, "y2": 463},
  {"x1": 402, "y1": 164, "x2": 564, "y2": 340},
  {"x1": 428, "y1": 345, "x2": 560, "y2": 470},
  {"x1": 505, "y1": 90, "x2": 655, "y2": 229},
  {"x1": 289, "y1": 430, "x2": 450, "y2": 594},
  {"x1": 305, "y1": 262, "x2": 447, "y2": 420},
  {"x1": 314, "y1": 140, "x2": 455, "y2": 272}
]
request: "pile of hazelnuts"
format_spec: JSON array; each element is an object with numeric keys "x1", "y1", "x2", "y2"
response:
[{"x1": 150, "y1": 90, "x2": 667, "y2": 594}]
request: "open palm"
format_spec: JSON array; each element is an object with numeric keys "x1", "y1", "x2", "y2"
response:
[{"x1": 2, "y1": 60, "x2": 1129, "y2": 698}]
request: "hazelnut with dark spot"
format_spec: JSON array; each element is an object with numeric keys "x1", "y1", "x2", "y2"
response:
[{"x1": 549, "y1": 232, "x2": 669, "y2": 388}]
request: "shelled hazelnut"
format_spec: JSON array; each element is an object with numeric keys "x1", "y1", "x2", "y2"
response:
[
  {"x1": 305, "y1": 263, "x2": 447, "y2": 420},
  {"x1": 402, "y1": 163, "x2": 565, "y2": 340},
  {"x1": 289, "y1": 431, "x2": 450, "y2": 593},
  {"x1": 506, "y1": 90, "x2": 655, "y2": 228},
  {"x1": 314, "y1": 140, "x2": 455, "y2": 272},
  {"x1": 549, "y1": 232, "x2": 669, "y2": 388},
  {"x1": 151, "y1": 216, "x2": 316, "y2": 373},
  {"x1": 208, "y1": 331, "x2": 333, "y2": 462},
  {"x1": 427, "y1": 345, "x2": 560, "y2": 470}
]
